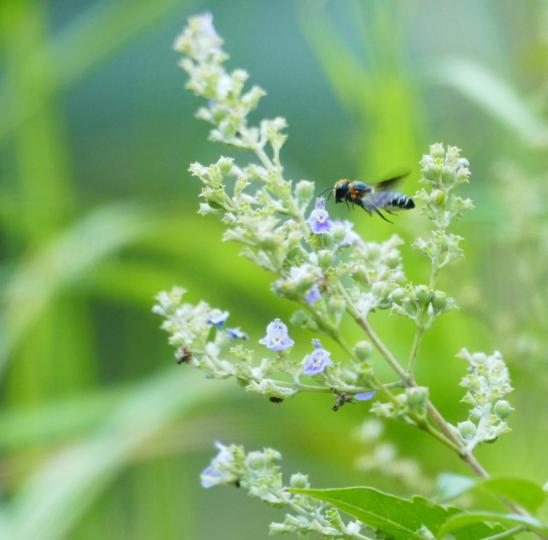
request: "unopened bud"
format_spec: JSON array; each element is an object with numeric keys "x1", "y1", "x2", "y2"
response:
[
  {"x1": 354, "y1": 341, "x2": 373, "y2": 361},
  {"x1": 458, "y1": 420, "x2": 476, "y2": 440},
  {"x1": 430, "y1": 189, "x2": 446, "y2": 206},
  {"x1": 494, "y1": 400, "x2": 513, "y2": 419}
]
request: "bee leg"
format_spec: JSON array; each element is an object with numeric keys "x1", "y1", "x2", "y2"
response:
[{"x1": 374, "y1": 208, "x2": 393, "y2": 223}]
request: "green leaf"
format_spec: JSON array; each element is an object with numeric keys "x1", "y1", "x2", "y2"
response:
[
  {"x1": 436, "y1": 511, "x2": 548, "y2": 539},
  {"x1": 436, "y1": 473, "x2": 548, "y2": 513},
  {"x1": 292, "y1": 487, "x2": 505, "y2": 540}
]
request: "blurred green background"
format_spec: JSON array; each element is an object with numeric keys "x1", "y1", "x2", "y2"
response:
[{"x1": 1, "y1": 0, "x2": 547, "y2": 538}]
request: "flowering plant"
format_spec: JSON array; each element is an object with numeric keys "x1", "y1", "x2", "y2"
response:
[{"x1": 154, "y1": 13, "x2": 548, "y2": 539}]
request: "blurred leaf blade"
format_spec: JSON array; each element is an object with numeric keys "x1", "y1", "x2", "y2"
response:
[
  {"x1": 0, "y1": 0, "x2": 193, "y2": 144},
  {"x1": 436, "y1": 511, "x2": 548, "y2": 539},
  {"x1": 431, "y1": 57, "x2": 548, "y2": 148},
  {"x1": 0, "y1": 202, "x2": 157, "y2": 375},
  {"x1": 5, "y1": 369, "x2": 231, "y2": 540},
  {"x1": 436, "y1": 473, "x2": 547, "y2": 513}
]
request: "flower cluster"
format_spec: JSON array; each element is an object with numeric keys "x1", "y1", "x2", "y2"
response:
[
  {"x1": 414, "y1": 143, "x2": 473, "y2": 273},
  {"x1": 456, "y1": 349, "x2": 513, "y2": 451},
  {"x1": 200, "y1": 443, "x2": 367, "y2": 538},
  {"x1": 370, "y1": 385, "x2": 429, "y2": 422},
  {"x1": 153, "y1": 289, "x2": 376, "y2": 405},
  {"x1": 160, "y1": 18, "x2": 523, "y2": 538}
]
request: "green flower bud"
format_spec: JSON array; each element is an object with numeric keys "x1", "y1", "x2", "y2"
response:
[
  {"x1": 218, "y1": 156, "x2": 234, "y2": 175},
  {"x1": 351, "y1": 268, "x2": 368, "y2": 283},
  {"x1": 403, "y1": 299, "x2": 417, "y2": 317},
  {"x1": 430, "y1": 143, "x2": 445, "y2": 158},
  {"x1": 441, "y1": 169, "x2": 456, "y2": 186},
  {"x1": 494, "y1": 399, "x2": 513, "y2": 419},
  {"x1": 354, "y1": 341, "x2": 373, "y2": 361},
  {"x1": 246, "y1": 452, "x2": 268, "y2": 469},
  {"x1": 431, "y1": 291, "x2": 448, "y2": 312},
  {"x1": 414, "y1": 285, "x2": 433, "y2": 305},
  {"x1": 457, "y1": 420, "x2": 477, "y2": 440},
  {"x1": 390, "y1": 287, "x2": 406, "y2": 302},
  {"x1": 318, "y1": 249, "x2": 334, "y2": 270},
  {"x1": 289, "y1": 472, "x2": 310, "y2": 488},
  {"x1": 406, "y1": 386, "x2": 429, "y2": 410},
  {"x1": 430, "y1": 189, "x2": 446, "y2": 206},
  {"x1": 423, "y1": 165, "x2": 442, "y2": 181},
  {"x1": 295, "y1": 180, "x2": 315, "y2": 205}
]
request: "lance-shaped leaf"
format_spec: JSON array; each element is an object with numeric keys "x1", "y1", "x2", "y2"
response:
[{"x1": 292, "y1": 487, "x2": 507, "y2": 540}]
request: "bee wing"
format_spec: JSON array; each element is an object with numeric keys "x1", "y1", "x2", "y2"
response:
[
  {"x1": 359, "y1": 193, "x2": 394, "y2": 223},
  {"x1": 371, "y1": 170, "x2": 410, "y2": 192}
]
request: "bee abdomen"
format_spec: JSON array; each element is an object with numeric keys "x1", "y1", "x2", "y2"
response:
[{"x1": 391, "y1": 194, "x2": 415, "y2": 209}]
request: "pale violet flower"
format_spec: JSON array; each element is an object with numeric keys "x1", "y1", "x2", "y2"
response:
[
  {"x1": 307, "y1": 197, "x2": 332, "y2": 234},
  {"x1": 457, "y1": 157, "x2": 470, "y2": 169},
  {"x1": 207, "y1": 309, "x2": 229, "y2": 327},
  {"x1": 200, "y1": 442, "x2": 237, "y2": 488},
  {"x1": 303, "y1": 339, "x2": 333, "y2": 375},
  {"x1": 355, "y1": 390, "x2": 376, "y2": 401},
  {"x1": 259, "y1": 319, "x2": 294, "y2": 351},
  {"x1": 305, "y1": 284, "x2": 321, "y2": 305},
  {"x1": 227, "y1": 327, "x2": 248, "y2": 340}
]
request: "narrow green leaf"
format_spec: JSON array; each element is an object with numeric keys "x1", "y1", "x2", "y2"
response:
[
  {"x1": 431, "y1": 58, "x2": 548, "y2": 148},
  {"x1": 5, "y1": 369, "x2": 232, "y2": 540},
  {"x1": 292, "y1": 487, "x2": 504, "y2": 540},
  {"x1": 436, "y1": 511, "x2": 548, "y2": 539},
  {"x1": 0, "y1": 202, "x2": 157, "y2": 375},
  {"x1": 436, "y1": 473, "x2": 547, "y2": 513}
]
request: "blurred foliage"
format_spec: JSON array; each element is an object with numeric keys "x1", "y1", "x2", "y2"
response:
[{"x1": 0, "y1": 0, "x2": 547, "y2": 538}]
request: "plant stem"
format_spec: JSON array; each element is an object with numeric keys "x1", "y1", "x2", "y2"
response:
[
  {"x1": 407, "y1": 319, "x2": 425, "y2": 374},
  {"x1": 482, "y1": 526, "x2": 525, "y2": 540},
  {"x1": 407, "y1": 267, "x2": 438, "y2": 374},
  {"x1": 340, "y1": 287, "x2": 547, "y2": 529}
]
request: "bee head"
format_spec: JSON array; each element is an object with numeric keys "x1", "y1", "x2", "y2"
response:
[{"x1": 334, "y1": 179, "x2": 350, "y2": 203}]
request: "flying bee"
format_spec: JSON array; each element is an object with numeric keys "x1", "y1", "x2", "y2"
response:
[{"x1": 320, "y1": 172, "x2": 415, "y2": 222}]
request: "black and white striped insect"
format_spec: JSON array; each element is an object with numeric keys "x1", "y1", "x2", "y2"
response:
[{"x1": 320, "y1": 172, "x2": 415, "y2": 222}]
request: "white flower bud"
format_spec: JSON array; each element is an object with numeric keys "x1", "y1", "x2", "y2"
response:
[
  {"x1": 494, "y1": 399, "x2": 513, "y2": 419},
  {"x1": 458, "y1": 420, "x2": 477, "y2": 440}
]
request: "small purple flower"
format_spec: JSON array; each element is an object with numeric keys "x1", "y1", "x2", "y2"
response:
[
  {"x1": 259, "y1": 319, "x2": 294, "y2": 351},
  {"x1": 355, "y1": 390, "x2": 376, "y2": 401},
  {"x1": 227, "y1": 327, "x2": 248, "y2": 340},
  {"x1": 305, "y1": 284, "x2": 321, "y2": 305},
  {"x1": 200, "y1": 442, "x2": 235, "y2": 488},
  {"x1": 307, "y1": 197, "x2": 332, "y2": 234},
  {"x1": 207, "y1": 309, "x2": 229, "y2": 327},
  {"x1": 303, "y1": 339, "x2": 333, "y2": 375}
]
